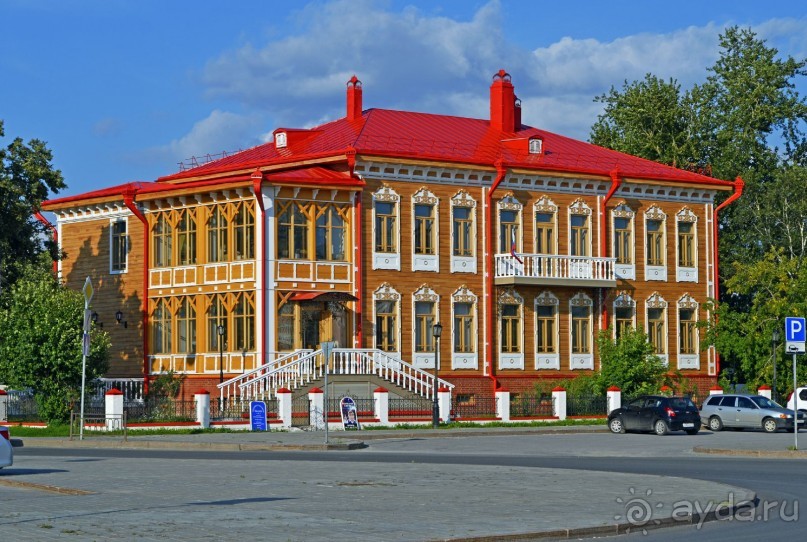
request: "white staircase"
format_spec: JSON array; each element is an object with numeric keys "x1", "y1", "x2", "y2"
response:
[{"x1": 217, "y1": 348, "x2": 454, "y2": 405}]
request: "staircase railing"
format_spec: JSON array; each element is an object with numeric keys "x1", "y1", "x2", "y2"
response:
[{"x1": 217, "y1": 350, "x2": 312, "y2": 406}]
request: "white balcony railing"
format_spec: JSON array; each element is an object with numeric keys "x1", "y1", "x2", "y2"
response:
[{"x1": 495, "y1": 254, "x2": 617, "y2": 284}]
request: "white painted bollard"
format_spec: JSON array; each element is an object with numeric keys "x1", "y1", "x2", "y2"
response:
[
  {"x1": 309, "y1": 387, "x2": 325, "y2": 429},
  {"x1": 195, "y1": 390, "x2": 210, "y2": 429},
  {"x1": 105, "y1": 388, "x2": 124, "y2": 430},
  {"x1": 374, "y1": 387, "x2": 389, "y2": 425},
  {"x1": 552, "y1": 387, "x2": 567, "y2": 420},
  {"x1": 0, "y1": 389, "x2": 7, "y2": 422},
  {"x1": 709, "y1": 386, "x2": 724, "y2": 395},
  {"x1": 277, "y1": 387, "x2": 293, "y2": 428},
  {"x1": 607, "y1": 386, "x2": 622, "y2": 414},
  {"x1": 438, "y1": 387, "x2": 451, "y2": 423},
  {"x1": 757, "y1": 385, "x2": 772, "y2": 400},
  {"x1": 495, "y1": 389, "x2": 510, "y2": 422}
]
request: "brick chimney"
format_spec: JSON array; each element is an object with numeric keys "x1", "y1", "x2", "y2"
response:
[
  {"x1": 490, "y1": 69, "x2": 515, "y2": 133},
  {"x1": 347, "y1": 75, "x2": 363, "y2": 121}
]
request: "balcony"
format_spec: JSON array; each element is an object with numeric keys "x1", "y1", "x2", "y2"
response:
[{"x1": 494, "y1": 254, "x2": 617, "y2": 287}]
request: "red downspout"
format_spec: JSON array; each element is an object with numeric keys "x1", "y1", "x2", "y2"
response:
[
  {"x1": 599, "y1": 168, "x2": 622, "y2": 329},
  {"x1": 712, "y1": 176, "x2": 744, "y2": 375},
  {"x1": 122, "y1": 186, "x2": 150, "y2": 395},
  {"x1": 34, "y1": 212, "x2": 58, "y2": 275},
  {"x1": 347, "y1": 148, "x2": 363, "y2": 346},
  {"x1": 251, "y1": 169, "x2": 267, "y2": 362},
  {"x1": 485, "y1": 159, "x2": 507, "y2": 393}
]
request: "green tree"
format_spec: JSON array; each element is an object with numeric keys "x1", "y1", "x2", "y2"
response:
[
  {"x1": 0, "y1": 265, "x2": 109, "y2": 422},
  {"x1": 592, "y1": 326, "x2": 667, "y2": 397},
  {"x1": 0, "y1": 119, "x2": 66, "y2": 294}
]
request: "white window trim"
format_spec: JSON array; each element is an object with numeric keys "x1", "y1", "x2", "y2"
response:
[
  {"x1": 533, "y1": 196, "x2": 558, "y2": 255},
  {"x1": 498, "y1": 289, "x2": 524, "y2": 370},
  {"x1": 497, "y1": 193, "x2": 523, "y2": 254},
  {"x1": 534, "y1": 291, "x2": 559, "y2": 370},
  {"x1": 677, "y1": 294, "x2": 700, "y2": 370},
  {"x1": 411, "y1": 285, "x2": 439, "y2": 369},
  {"x1": 612, "y1": 203, "x2": 635, "y2": 280},
  {"x1": 451, "y1": 286, "x2": 478, "y2": 370},
  {"x1": 612, "y1": 293, "x2": 636, "y2": 339},
  {"x1": 646, "y1": 292, "x2": 669, "y2": 366},
  {"x1": 109, "y1": 217, "x2": 129, "y2": 275},
  {"x1": 676, "y1": 208, "x2": 698, "y2": 283},
  {"x1": 411, "y1": 188, "x2": 439, "y2": 272},
  {"x1": 372, "y1": 283, "x2": 401, "y2": 359},
  {"x1": 568, "y1": 199, "x2": 593, "y2": 258},
  {"x1": 569, "y1": 292, "x2": 593, "y2": 369},
  {"x1": 450, "y1": 191, "x2": 477, "y2": 274},
  {"x1": 644, "y1": 206, "x2": 667, "y2": 281},
  {"x1": 372, "y1": 186, "x2": 400, "y2": 271}
]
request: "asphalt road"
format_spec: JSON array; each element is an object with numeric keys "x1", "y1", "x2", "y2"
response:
[{"x1": 2, "y1": 429, "x2": 804, "y2": 541}]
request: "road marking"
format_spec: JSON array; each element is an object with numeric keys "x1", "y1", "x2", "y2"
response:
[{"x1": 0, "y1": 479, "x2": 94, "y2": 495}]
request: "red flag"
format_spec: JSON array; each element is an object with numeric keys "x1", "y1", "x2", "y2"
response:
[{"x1": 510, "y1": 229, "x2": 523, "y2": 264}]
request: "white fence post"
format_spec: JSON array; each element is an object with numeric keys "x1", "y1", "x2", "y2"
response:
[
  {"x1": 709, "y1": 386, "x2": 724, "y2": 396},
  {"x1": 105, "y1": 388, "x2": 124, "y2": 430},
  {"x1": 195, "y1": 390, "x2": 210, "y2": 428},
  {"x1": 495, "y1": 389, "x2": 510, "y2": 422},
  {"x1": 438, "y1": 386, "x2": 451, "y2": 423},
  {"x1": 374, "y1": 387, "x2": 389, "y2": 425},
  {"x1": 757, "y1": 385, "x2": 772, "y2": 400},
  {"x1": 607, "y1": 386, "x2": 622, "y2": 414},
  {"x1": 0, "y1": 389, "x2": 7, "y2": 422},
  {"x1": 277, "y1": 387, "x2": 293, "y2": 428},
  {"x1": 552, "y1": 387, "x2": 567, "y2": 420},
  {"x1": 309, "y1": 387, "x2": 325, "y2": 430}
]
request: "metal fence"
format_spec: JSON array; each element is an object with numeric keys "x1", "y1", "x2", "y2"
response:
[
  {"x1": 452, "y1": 396, "x2": 497, "y2": 419},
  {"x1": 510, "y1": 394, "x2": 554, "y2": 417},
  {"x1": 69, "y1": 412, "x2": 126, "y2": 439},
  {"x1": 292, "y1": 396, "x2": 310, "y2": 427},
  {"x1": 6, "y1": 391, "x2": 40, "y2": 422},
  {"x1": 566, "y1": 394, "x2": 608, "y2": 417},
  {"x1": 388, "y1": 397, "x2": 433, "y2": 418},
  {"x1": 125, "y1": 399, "x2": 196, "y2": 422}
]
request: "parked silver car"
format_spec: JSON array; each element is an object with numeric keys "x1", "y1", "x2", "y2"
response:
[
  {"x1": 0, "y1": 426, "x2": 12, "y2": 469},
  {"x1": 700, "y1": 394, "x2": 806, "y2": 433}
]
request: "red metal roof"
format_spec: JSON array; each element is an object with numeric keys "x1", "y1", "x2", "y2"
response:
[
  {"x1": 265, "y1": 167, "x2": 364, "y2": 187},
  {"x1": 160, "y1": 108, "x2": 730, "y2": 186}
]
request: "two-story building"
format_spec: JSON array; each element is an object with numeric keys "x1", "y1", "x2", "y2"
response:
[{"x1": 40, "y1": 70, "x2": 741, "y2": 405}]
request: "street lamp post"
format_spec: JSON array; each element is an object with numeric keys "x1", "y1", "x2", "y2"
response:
[
  {"x1": 217, "y1": 323, "x2": 225, "y2": 385},
  {"x1": 432, "y1": 322, "x2": 442, "y2": 429},
  {"x1": 772, "y1": 329, "x2": 780, "y2": 402}
]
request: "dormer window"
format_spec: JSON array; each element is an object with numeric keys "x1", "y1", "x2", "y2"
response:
[
  {"x1": 275, "y1": 132, "x2": 287, "y2": 149},
  {"x1": 529, "y1": 138, "x2": 543, "y2": 155}
]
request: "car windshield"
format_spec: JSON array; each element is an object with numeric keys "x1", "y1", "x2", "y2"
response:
[
  {"x1": 668, "y1": 397, "x2": 696, "y2": 409},
  {"x1": 751, "y1": 396, "x2": 783, "y2": 409}
]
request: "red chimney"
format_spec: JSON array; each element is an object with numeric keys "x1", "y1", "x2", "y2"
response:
[
  {"x1": 490, "y1": 69, "x2": 515, "y2": 133},
  {"x1": 347, "y1": 75, "x2": 363, "y2": 121}
]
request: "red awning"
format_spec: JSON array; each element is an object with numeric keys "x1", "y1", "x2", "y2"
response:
[{"x1": 289, "y1": 291, "x2": 358, "y2": 302}]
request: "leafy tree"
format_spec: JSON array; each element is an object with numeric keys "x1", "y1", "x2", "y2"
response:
[
  {"x1": 592, "y1": 326, "x2": 667, "y2": 397},
  {"x1": 0, "y1": 119, "x2": 65, "y2": 294},
  {"x1": 0, "y1": 265, "x2": 109, "y2": 422}
]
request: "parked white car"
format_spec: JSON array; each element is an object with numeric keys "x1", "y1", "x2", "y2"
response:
[
  {"x1": 0, "y1": 426, "x2": 12, "y2": 469},
  {"x1": 786, "y1": 387, "x2": 807, "y2": 413}
]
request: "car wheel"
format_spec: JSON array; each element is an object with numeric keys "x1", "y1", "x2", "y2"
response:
[
  {"x1": 686, "y1": 427, "x2": 700, "y2": 435},
  {"x1": 762, "y1": 418, "x2": 779, "y2": 433},
  {"x1": 708, "y1": 416, "x2": 723, "y2": 431},
  {"x1": 609, "y1": 417, "x2": 626, "y2": 434},
  {"x1": 654, "y1": 419, "x2": 669, "y2": 436}
]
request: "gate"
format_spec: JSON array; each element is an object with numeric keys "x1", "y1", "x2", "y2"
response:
[{"x1": 292, "y1": 396, "x2": 310, "y2": 427}]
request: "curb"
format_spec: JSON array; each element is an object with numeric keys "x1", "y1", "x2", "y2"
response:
[
  {"x1": 693, "y1": 446, "x2": 807, "y2": 459},
  {"x1": 16, "y1": 437, "x2": 367, "y2": 452}
]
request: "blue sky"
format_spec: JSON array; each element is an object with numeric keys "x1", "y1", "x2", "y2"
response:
[{"x1": 1, "y1": 0, "x2": 805, "y2": 199}]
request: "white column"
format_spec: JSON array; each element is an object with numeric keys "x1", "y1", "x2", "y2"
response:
[
  {"x1": 709, "y1": 386, "x2": 724, "y2": 395},
  {"x1": 438, "y1": 387, "x2": 451, "y2": 423},
  {"x1": 277, "y1": 387, "x2": 293, "y2": 428},
  {"x1": 552, "y1": 387, "x2": 567, "y2": 421},
  {"x1": 757, "y1": 386, "x2": 772, "y2": 400},
  {"x1": 495, "y1": 389, "x2": 510, "y2": 422},
  {"x1": 374, "y1": 387, "x2": 389, "y2": 425},
  {"x1": 195, "y1": 390, "x2": 211, "y2": 429},
  {"x1": 105, "y1": 388, "x2": 124, "y2": 430},
  {"x1": 309, "y1": 388, "x2": 325, "y2": 430},
  {"x1": 607, "y1": 386, "x2": 622, "y2": 414},
  {"x1": 0, "y1": 389, "x2": 7, "y2": 422}
]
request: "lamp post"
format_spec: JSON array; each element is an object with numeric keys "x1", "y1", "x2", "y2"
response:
[
  {"x1": 432, "y1": 322, "x2": 442, "y2": 429},
  {"x1": 773, "y1": 329, "x2": 780, "y2": 402},
  {"x1": 217, "y1": 323, "x2": 225, "y2": 384}
]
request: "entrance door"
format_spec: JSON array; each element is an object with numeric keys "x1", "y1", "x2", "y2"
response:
[{"x1": 301, "y1": 303, "x2": 350, "y2": 350}]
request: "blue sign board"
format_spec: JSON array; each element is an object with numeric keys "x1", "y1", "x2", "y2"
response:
[
  {"x1": 250, "y1": 401, "x2": 268, "y2": 431},
  {"x1": 785, "y1": 317, "x2": 806, "y2": 353}
]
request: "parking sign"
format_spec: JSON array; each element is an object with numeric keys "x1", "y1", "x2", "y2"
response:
[{"x1": 785, "y1": 317, "x2": 806, "y2": 353}]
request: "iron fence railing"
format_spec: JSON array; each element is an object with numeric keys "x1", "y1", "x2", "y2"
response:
[
  {"x1": 566, "y1": 394, "x2": 608, "y2": 417},
  {"x1": 510, "y1": 394, "x2": 554, "y2": 417},
  {"x1": 452, "y1": 396, "x2": 497, "y2": 419},
  {"x1": 125, "y1": 399, "x2": 196, "y2": 422},
  {"x1": 388, "y1": 397, "x2": 433, "y2": 417},
  {"x1": 327, "y1": 397, "x2": 375, "y2": 417},
  {"x1": 6, "y1": 391, "x2": 40, "y2": 422}
]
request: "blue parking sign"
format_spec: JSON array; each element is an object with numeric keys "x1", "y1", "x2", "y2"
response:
[{"x1": 785, "y1": 317, "x2": 806, "y2": 353}]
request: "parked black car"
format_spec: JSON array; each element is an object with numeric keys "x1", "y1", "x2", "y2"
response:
[{"x1": 608, "y1": 395, "x2": 701, "y2": 435}]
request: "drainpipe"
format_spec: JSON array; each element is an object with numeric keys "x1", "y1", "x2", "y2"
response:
[
  {"x1": 122, "y1": 186, "x2": 150, "y2": 396},
  {"x1": 34, "y1": 212, "x2": 58, "y2": 275},
  {"x1": 347, "y1": 148, "x2": 363, "y2": 346},
  {"x1": 484, "y1": 159, "x2": 507, "y2": 393},
  {"x1": 712, "y1": 176, "x2": 744, "y2": 375},
  {"x1": 599, "y1": 168, "x2": 622, "y2": 329},
  {"x1": 252, "y1": 169, "x2": 267, "y2": 363}
]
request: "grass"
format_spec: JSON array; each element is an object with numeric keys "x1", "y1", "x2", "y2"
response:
[{"x1": 364, "y1": 418, "x2": 606, "y2": 430}]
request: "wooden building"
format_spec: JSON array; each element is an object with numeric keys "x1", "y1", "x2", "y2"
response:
[{"x1": 40, "y1": 70, "x2": 741, "y2": 404}]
